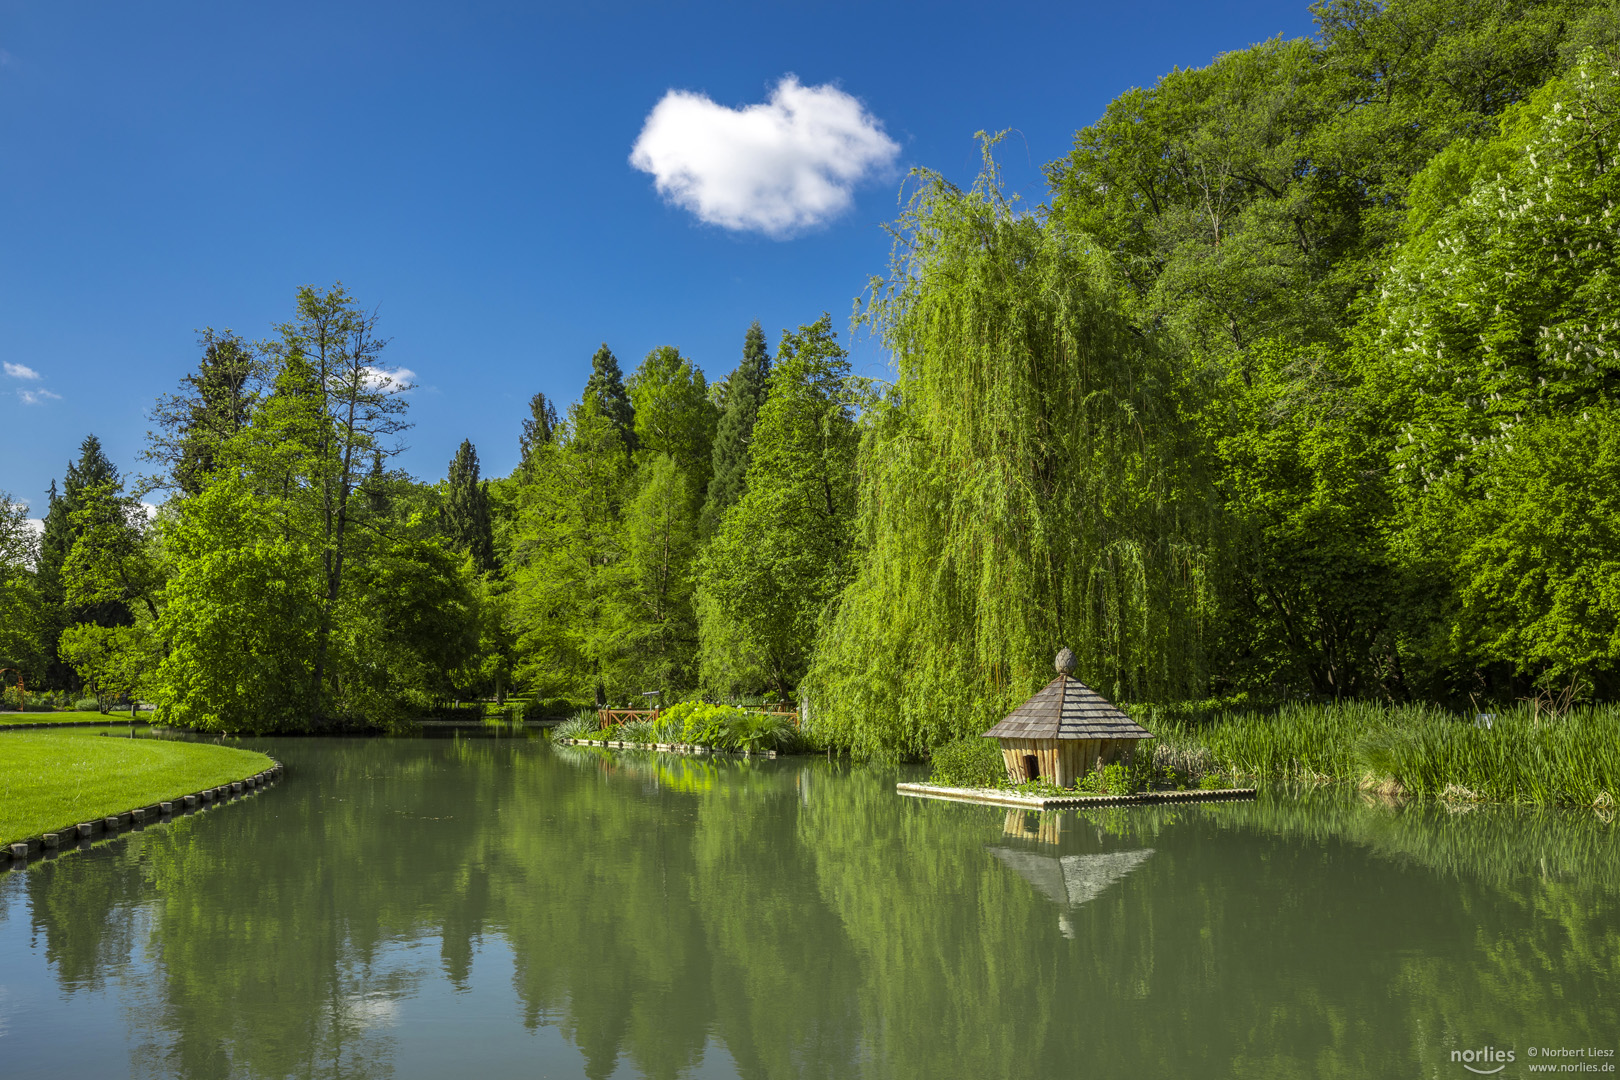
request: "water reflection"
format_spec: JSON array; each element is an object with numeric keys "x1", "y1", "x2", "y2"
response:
[{"x1": 0, "y1": 735, "x2": 1614, "y2": 1079}]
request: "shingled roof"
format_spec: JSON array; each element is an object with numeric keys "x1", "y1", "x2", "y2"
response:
[{"x1": 983, "y1": 649, "x2": 1154, "y2": 741}]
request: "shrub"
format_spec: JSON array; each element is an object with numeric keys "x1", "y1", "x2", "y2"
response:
[
  {"x1": 929, "y1": 737, "x2": 1007, "y2": 788},
  {"x1": 74, "y1": 697, "x2": 101, "y2": 712},
  {"x1": 618, "y1": 718, "x2": 658, "y2": 744},
  {"x1": 1077, "y1": 761, "x2": 1150, "y2": 795},
  {"x1": 638, "y1": 701, "x2": 805, "y2": 752},
  {"x1": 553, "y1": 714, "x2": 601, "y2": 740}
]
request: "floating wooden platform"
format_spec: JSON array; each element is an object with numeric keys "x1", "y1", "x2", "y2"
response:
[{"x1": 895, "y1": 782, "x2": 1257, "y2": 809}]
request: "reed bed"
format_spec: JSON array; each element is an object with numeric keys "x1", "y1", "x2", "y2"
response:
[{"x1": 1135, "y1": 702, "x2": 1620, "y2": 808}]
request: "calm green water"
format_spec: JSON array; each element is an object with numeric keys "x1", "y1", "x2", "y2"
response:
[{"x1": 1, "y1": 732, "x2": 1616, "y2": 1079}]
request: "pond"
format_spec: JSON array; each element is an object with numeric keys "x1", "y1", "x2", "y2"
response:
[{"x1": 1, "y1": 731, "x2": 1616, "y2": 1079}]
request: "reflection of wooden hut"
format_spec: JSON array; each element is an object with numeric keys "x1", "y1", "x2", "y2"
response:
[
  {"x1": 987, "y1": 845, "x2": 1156, "y2": 937},
  {"x1": 984, "y1": 648, "x2": 1153, "y2": 787},
  {"x1": 986, "y1": 847, "x2": 1156, "y2": 909}
]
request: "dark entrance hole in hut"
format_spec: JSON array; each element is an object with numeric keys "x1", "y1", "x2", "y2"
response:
[{"x1": 1024, "y1": 755, "x2": 1040, "y2": 781}]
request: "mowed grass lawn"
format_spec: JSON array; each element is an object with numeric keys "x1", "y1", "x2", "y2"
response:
[{"x1": 0, "y1": 730, "x2": 274, "y2": 845}]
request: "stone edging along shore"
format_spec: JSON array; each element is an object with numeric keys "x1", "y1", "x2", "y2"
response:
[
  {"x1": 1, "y1": 761, "x2": 286, "y2": 871},
  {"x1": 556, "y1": 737, "x2": 779, "y2": 758}
]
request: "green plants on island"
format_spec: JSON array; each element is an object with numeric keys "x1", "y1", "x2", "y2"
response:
[
  {"x1": 552, "y1": 713, "x2": 601, "y2": 741},
  {"x1": 552, "y1": 701, "x2": 807, "y2": 754},
  {"x1": 927, "y1": 737, "x2": 1007, "y2": 789},
  {"x1": 616, "y1": 718, "x2": 658, "y2": 744}
]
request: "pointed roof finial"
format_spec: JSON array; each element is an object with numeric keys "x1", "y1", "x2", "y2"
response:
[{"x1": 1054, "y1": 647, "x2": 1077, "y2": 675}]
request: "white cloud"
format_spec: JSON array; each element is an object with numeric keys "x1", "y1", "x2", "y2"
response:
[
  {"x1": 18, "y1": 388, "x2": 61, "y2": 405},
  {"x1": 630, "y1": 75, "x2": 900, "y2": 238},
  {"x1": 361, "y1": 366, "x2": 416, "y2": 393},
  {"x1": 4, "y1": 362, "x2": 40, "y2": 380}
]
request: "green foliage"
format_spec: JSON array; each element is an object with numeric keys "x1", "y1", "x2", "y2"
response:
[
  {"x1": 927, "y1": 737, "x2": 1006, "y2": 788},
  {"x1": 442, "y1": 439, "x2": 496, "y2": 573},
  {"x1": 144, "y1": 328, "x2": 264, "y2": 497},
  {"x1": 336, "y1": 534, "x2": 481, "y2": 728},
  {"x1": 148, "y1": 474, "x2": 322, "y2": 732},
  {"x1": 642, "y1": 700, "x2": 802, "y2": 752},
  {"x1": 617, "y1": 717, "x2": 659, "y2": 743},
  {"x1": 37, "y1": 435, "x2": 132, "y2": 688},
  {"x1": 583, "y1": 343, "x2": 636, "y2": 451},
  {"x1": 703, "y1": 320, "x2": 772, "y2": 529},
  {"x1": 57, "y1": 623, "x2": 155, "y2": 713},
  {"x1": 0, "y1": 490, "x2": 45, "y2": 679},
  {"x1": 808, "y1": 147, "x2": 1209, "y2": 756},
  {"x1": 1361, "y1": 55, "x2": 1620, "y2": 692},
  {"x1": 1051, "y1": 0, "x2": 1581, "y2": 362},
  {"x1": 1076, "y1": 761, "x2": 1147, "y2": 795},
  {"x1": 1207, "y1": 341, "x2": 1396, "y2": 696},
  {"x1": 610, "y1": 453, "x2": 701, "y2": 688},
  {"x1": 509, "y1": 395, "x2": 632, "y2": 703},
  {"x1": 698, "y1": 314, "x2": 858, "y2": 701},
  {"x1": 518, "y1": 391, "x2": 558, "y2": 468},
  {"x1": 22, "y1": 3, "x2": 1613, "y2": 742},
  {"x1": 1449, "y1": 409, "x2": 1620, "y2": 689},
  {"x1": 627, "y1": 345, "x2": 717, "y2": 493},
  {"x1": 554, "y1": 713, "x2": 601, "y2": 740}
]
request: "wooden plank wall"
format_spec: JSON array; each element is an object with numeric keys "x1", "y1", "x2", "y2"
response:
[{"x1": 998, "y1": 737, "x2": 1137, "y2": 787}]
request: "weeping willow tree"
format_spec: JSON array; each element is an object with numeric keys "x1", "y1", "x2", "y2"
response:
[{"x1": 805, "y1": 142, "x2": 1214, "y2": 755}]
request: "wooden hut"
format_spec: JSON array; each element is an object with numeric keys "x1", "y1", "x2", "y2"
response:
[{"x1": 984, "y1": 648, "x2": 1153, "y2": 787}]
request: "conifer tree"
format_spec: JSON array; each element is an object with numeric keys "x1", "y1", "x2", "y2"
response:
[
  {"x1": 703, "y1": 321, "x2": 771, "y2": 530},
  {"x1": 444, "y1": 439, "x2": 497, "y2": 573},
  {"x1": 698, "y1": 315, "x2": 857, "y2": 702},
  {"x1": 583, "y1": 344, "x2": 636, "y2": 452},
  {"x1": 519, "y1": 391, "x2": 559, "y2": 467},
  {"x1": 627, "y1": 345, "x2": 717, "y2": 494},
  {"x1": 37, "y1": 435, "x2": 133, "y2": 687},
  {"x1": 146, "y1": 329, "x2": 262, "y2": 496}
]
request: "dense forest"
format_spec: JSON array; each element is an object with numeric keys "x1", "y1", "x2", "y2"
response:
[{"x1": 5, "y1": 0, "x2": 1620, "y2": 750}]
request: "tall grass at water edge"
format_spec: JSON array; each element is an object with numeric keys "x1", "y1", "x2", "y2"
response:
[{"x1": 1136, "y1": 701, "x2": 1620, "y2": 807}]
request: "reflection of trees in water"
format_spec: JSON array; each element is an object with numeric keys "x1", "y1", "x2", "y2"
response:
[{"x1": 14, "y1": 740, "x2": 1620, "y2": 1080}]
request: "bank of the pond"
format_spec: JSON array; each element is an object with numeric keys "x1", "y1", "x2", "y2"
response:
[{"x1": 0, "y1": 728, "x2": 278, "y2": 849}]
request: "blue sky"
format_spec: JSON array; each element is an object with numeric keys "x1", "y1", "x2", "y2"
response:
[{"x1": 0, "y1": 0, "x2": 1316, "y2": 519}]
